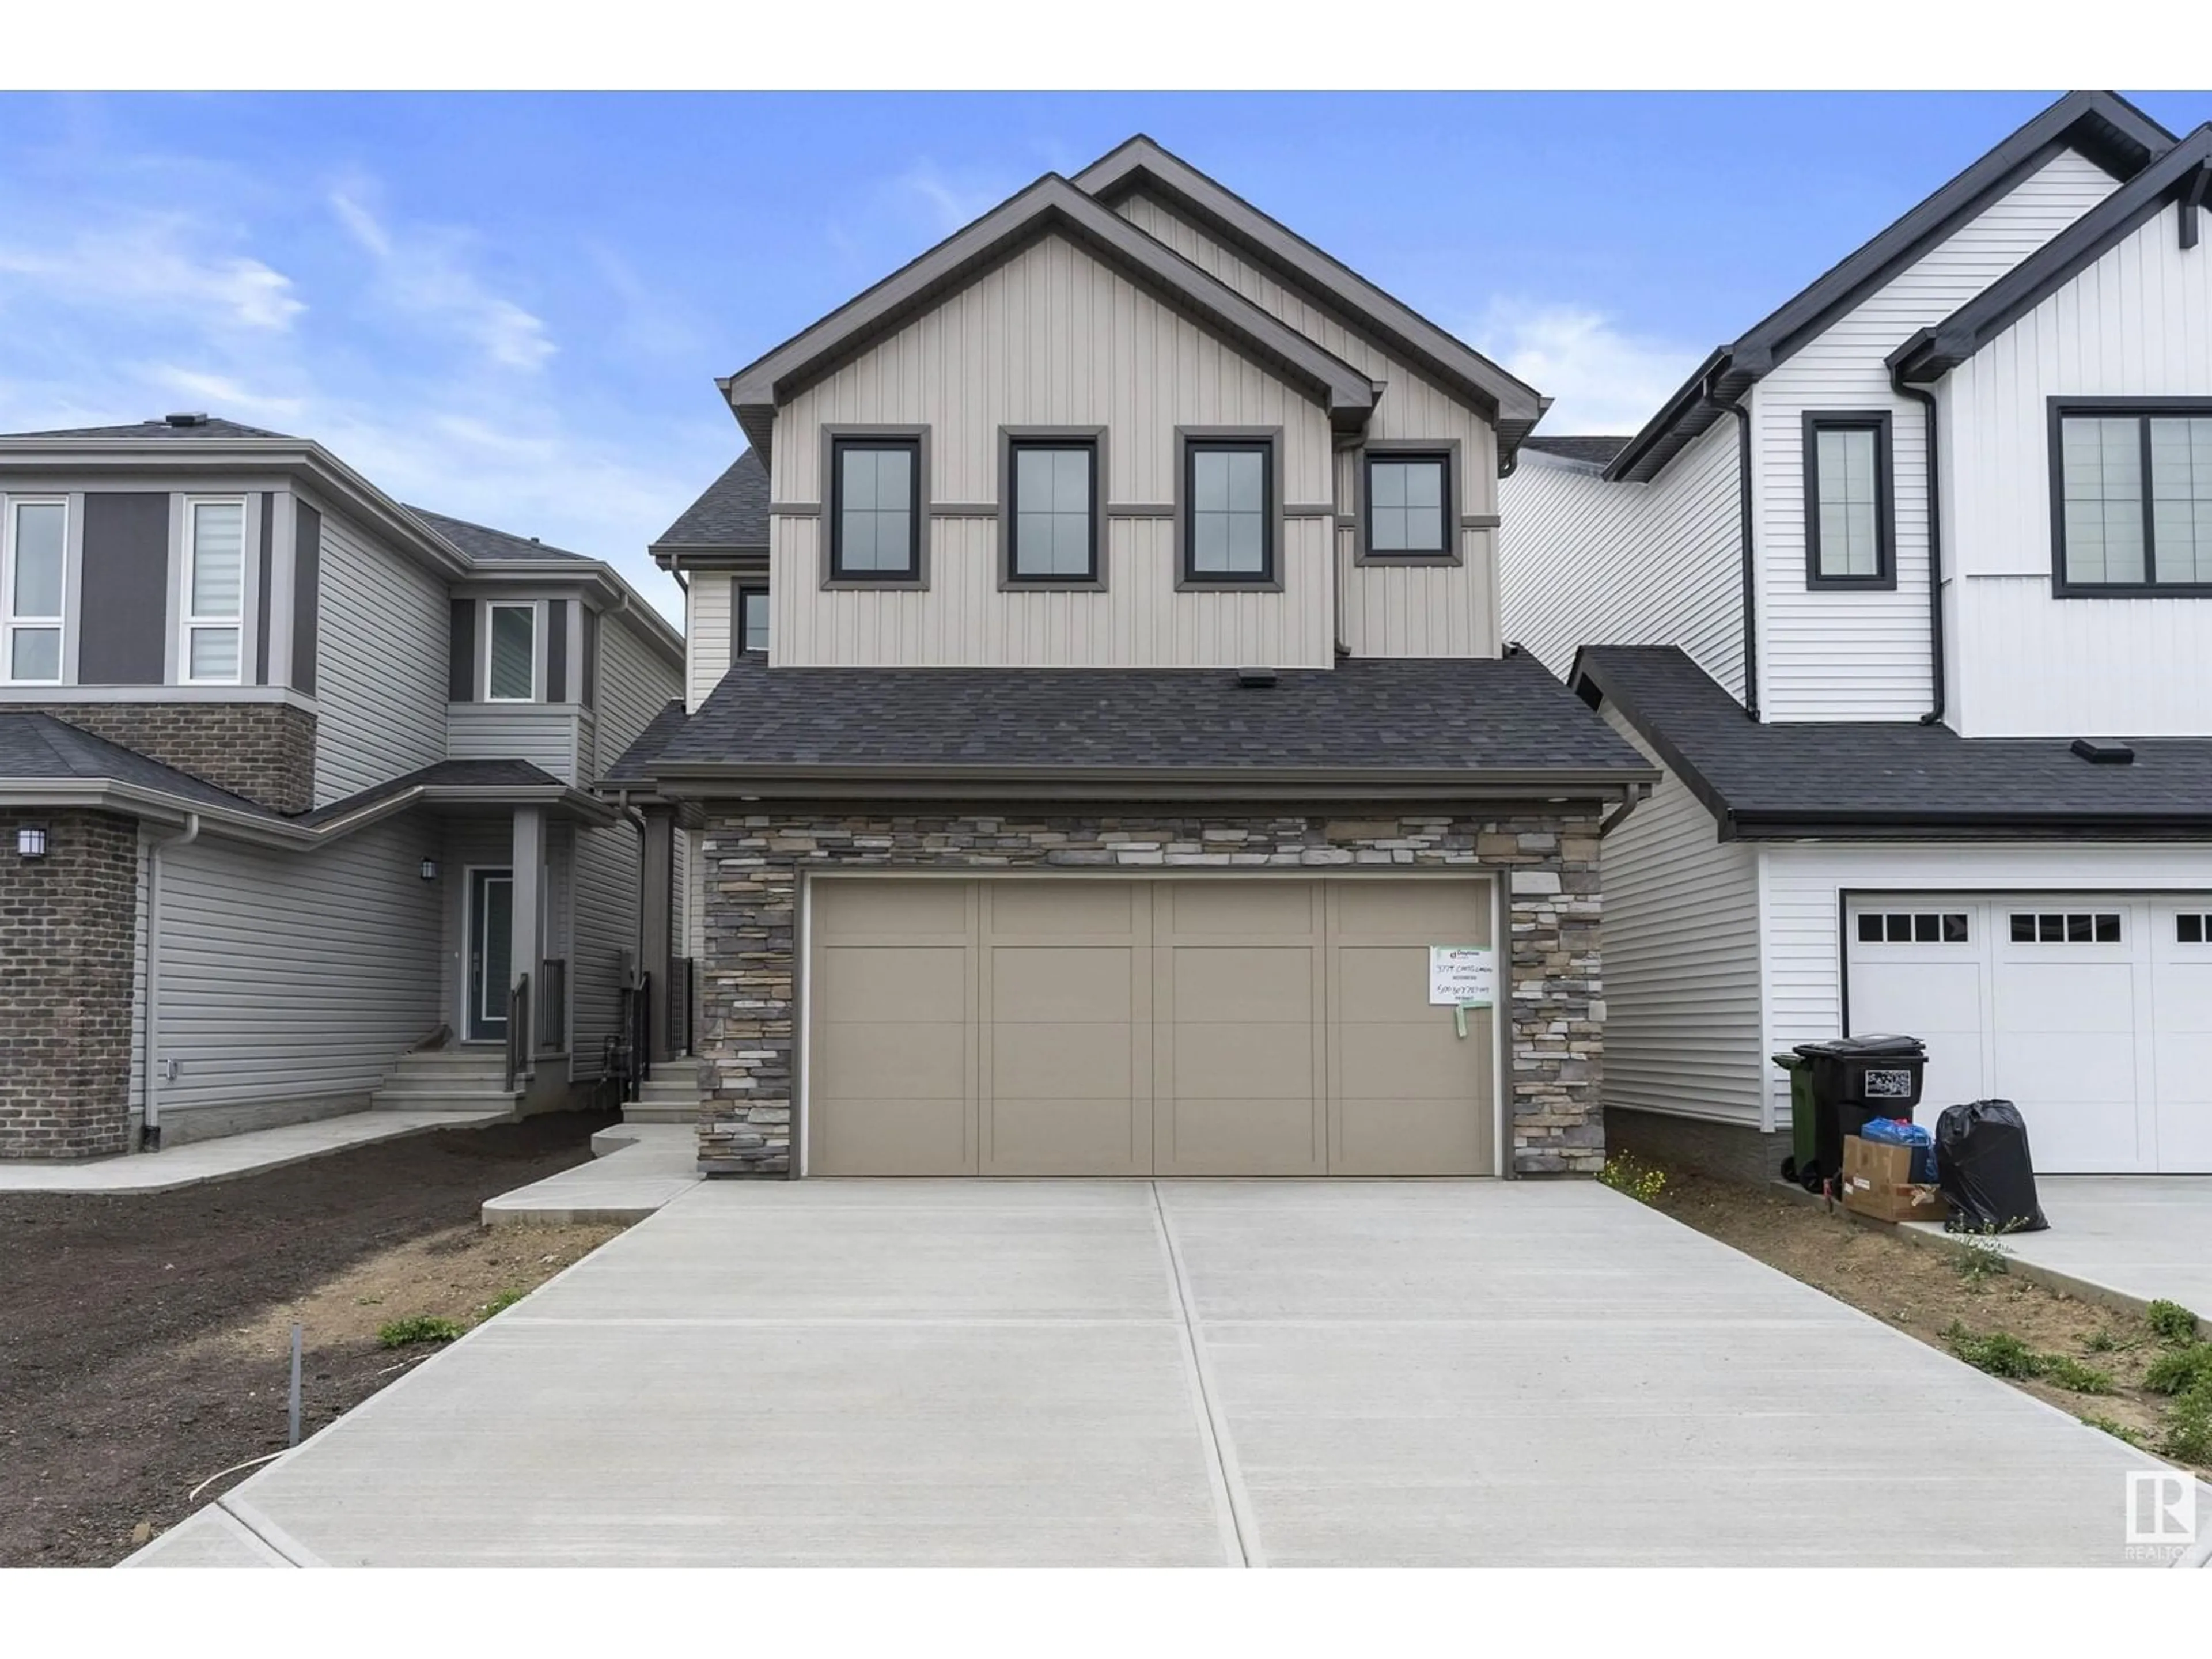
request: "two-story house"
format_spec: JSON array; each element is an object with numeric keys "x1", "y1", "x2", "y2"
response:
[
  {"x1": 1500, "y1": 91, "x2": 2212, "y2": 1179},
  {"x1": 607, "y1": 138, "x2": 1657, "y2": 1181},
  {"x1": 0, "y1": 414, "x2": 681, "y2": 1158}
]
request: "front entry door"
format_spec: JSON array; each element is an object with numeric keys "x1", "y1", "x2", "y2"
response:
[{"x1": 468, "y1": 869, "x2": 515, "y2": 1042}]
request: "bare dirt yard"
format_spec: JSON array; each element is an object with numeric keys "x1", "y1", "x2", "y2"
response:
[
  {"x1": 1643, "y1": 1162, "x2": 2212, "y2": 1477},
  {"x1": 0, "y1": 1111, "x2": 624, "y2": 1567}
]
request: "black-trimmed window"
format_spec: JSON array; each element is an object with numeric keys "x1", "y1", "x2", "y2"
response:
[
  {"x1": 2009, "y1": 911, "x2": 2123, "y2": 944},
  {"x1": 2176, "y1": 913, "x2": 2211, "y2": 944},
  {"x1": 1857, "y1": 911, "x2": 1970, "y2": 945},
  {"x1": 1365, "y1": 451, "x2": 1451, "y2": 556},
  {"x1": 830, "y1": 437, "x2": 921, "y2": 580},
  {"x1": 1804, "y1": 412, "x2": 1894, "y2": 588},
  {"x1": 1008, "y1": 439, "x2": 1098, "y2": 582},
  {"x1": 737, "y1": 585, "x2": 769, "y2": 654},
  {"x1": 1184, "y1": 440, "x2": 1272, "y2": 583},
  {"x1": 2053, "y1": 402, "x2": 2212, "y2": 594}
]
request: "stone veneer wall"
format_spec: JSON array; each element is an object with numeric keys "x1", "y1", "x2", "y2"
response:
[
  {"x1": 0, "y1": 808, "x2": 138, "y2": 1158},
  {"x1": 20, "y1": 702, "x2": 316, "y2": 815},
  {"x1": 694, "y1": 806, "x2": 1604, "y2": 1177}
]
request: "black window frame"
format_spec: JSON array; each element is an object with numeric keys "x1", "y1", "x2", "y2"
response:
[
  {"x1": 2049, "y1": 396, "x2": 2212, "y2": 598},
  {"x1": 1179, "y1": 436, "x2": 1276, "y2": 588},
  {"x1": 1003, "y1": 435, "x2": 1102, "y2": 588},
  {"x1": 736, "y1": 584, "x2": 770, "y2": 656},
  {"x1": 1359, "y1": 447, "x2": 1457, "y2": 564},
  {"x1": 827, "y1": 433, "x2": 923, "y2": 585},
  {"x1": 1802, "y1": 410, "x2": 1896, "y2": 591}
]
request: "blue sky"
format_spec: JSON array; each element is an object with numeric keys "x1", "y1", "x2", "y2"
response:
[{"x1": 1, "y1": 90, "x2": 2201, "y2": 616}]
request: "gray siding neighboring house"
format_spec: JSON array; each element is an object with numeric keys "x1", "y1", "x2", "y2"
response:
[{"x1": 0, "y1": 416, "x2": 682, "y2": 1158}]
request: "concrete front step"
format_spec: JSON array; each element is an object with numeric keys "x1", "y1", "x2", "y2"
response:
[
  {"x1": 621, "y1": 1106, "x2": 696, "y2": 1126},
  {"x1": 370, "y1": 1089, "x2": 522, "y2": 1113}
]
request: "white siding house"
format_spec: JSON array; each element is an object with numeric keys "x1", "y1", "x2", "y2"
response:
[{"x1": 1499, "y1": 91, "x2": 2212, "y2": 1179}]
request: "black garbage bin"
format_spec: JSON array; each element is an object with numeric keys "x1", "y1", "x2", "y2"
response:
[{"x1": 1792, "y1": 1035, "x2": 1927, "y2": 1187}]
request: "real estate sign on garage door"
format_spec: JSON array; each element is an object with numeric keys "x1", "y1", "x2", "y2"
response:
[
  {"x1": 806, "y1": 876, "x2": 1498, "y2": 1176},
  {"x1": 1847, "y1": 895, "x2": 2212, "y2": 1174}
]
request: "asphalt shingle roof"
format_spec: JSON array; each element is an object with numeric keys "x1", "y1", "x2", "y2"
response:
[
  {"x1": 650, "y1": 653, "x2": 1654, "y2": 779},
  {"x1": 601, "y1": 699, "x2": 689, "y2": 787},
  {"x1": 1519, "y1": 435, "x2": 1634, "y2": 467},
  {"x1": 298, "y1": 757, "x2": 570, "y2": 825},
  {"x1": 654, "y1": 450, "x2": 770, "y2": 552},
  {"x1": 1576, "y1": 646, "x2": 2212, "y2": 835},
  {"x1": 406, "y1": 506, "x2": 588, "y2": 563},
  {"x1": 0, "y1": 416, "x2": 297, "y2": 441},
  {"x1": 0, "y1": 712, "x2": 275, "y2": 813}
]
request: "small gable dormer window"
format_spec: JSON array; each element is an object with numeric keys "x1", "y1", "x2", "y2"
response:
[
  {"x1": 181, "y1": 498, "x2": 245, "y2": 684},
  {"x1": 1803, "y1": 413, "x2": 1894, "y2": 589},
  {"x1": 3, "y1": 498, "x2": 66, "y2": 685},
  {"x1": 487, "y1": 601, "x2": 537, "y2": 700},
  {"x1": 738, "y1": 585, "x2": 770, "y2": 654},
  {"x1": 2052, "y1": 402, "x2": 2212, "y2": 595},
  {"x1": 1362, "y1": 449, "x2": 1453, "y2": 560}
]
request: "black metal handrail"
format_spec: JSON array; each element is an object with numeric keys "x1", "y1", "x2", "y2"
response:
[
  {"x1": 666, "y1": 956, "x2": 694, "y2": 1058},
  {"x1": 616, "y1": 969, "x2": 652, "y2": 1102},
  {"x1": 539, "y1": 957, "x2": 567, "y2": 1053},
  {"x1": 505, "y1": 971, "x2": 531, "y2": 1093}
]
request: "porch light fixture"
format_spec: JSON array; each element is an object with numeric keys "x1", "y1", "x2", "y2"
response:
[
  {"x1": 17, "y1": 825, "x2": 47, "y2": 859},
  {"x1": 419, "y1": 857, "x2": 439, "y2": 881}
]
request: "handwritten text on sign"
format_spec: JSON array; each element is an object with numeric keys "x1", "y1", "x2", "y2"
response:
[{"x1": 1428, "y1": 945, "x2": 1497, "y2": 1007}]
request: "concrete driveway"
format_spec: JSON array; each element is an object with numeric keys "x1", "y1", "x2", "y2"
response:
[
  {"x1": 132, "y1": 1180, "x2": 2206, "y2": 1568},
  {"x1": 1960, "y1": 1178, "x2": 2212, "y2": 1317}
]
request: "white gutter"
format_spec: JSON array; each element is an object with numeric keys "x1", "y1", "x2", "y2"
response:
[{"x1": 141, "y1": 811, "x2": 200, "y2": 1150}]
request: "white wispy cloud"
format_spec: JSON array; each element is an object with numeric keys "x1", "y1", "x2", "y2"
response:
[
  {"x1": 1469, "y1": 299, "x2": 1705, "y2": 434},
  {"x1": 329, "y1": 188, "x2": 556, "y2": 372},
  {"x1": 893, "y1": 158, "x2": 1025, "y2": 236},
  {"x1": 0, "y1": 216, "x2": 303, "y2": 332}
]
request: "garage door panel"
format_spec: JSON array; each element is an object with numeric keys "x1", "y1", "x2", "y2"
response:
[
  {"x1": 1162, "y1": 881, "x2": 1316, "y2": 935},
  {"x1": 990, "y1": 946, "x2": 1135, "y2": 1022},
  {"x1": 1166, "y1": 946, "x2": 1315, "y2": 1023},
  {"x1": 1848, "y1": 958, "x2": 1984, "y2": 1137},
  {"x1": 1335, "y1": 1097, "x2": 1487, "y2": 1176},
  {"x1": 1332, "y1": 946, "x2": 1432, "y2": 1022},
  {"x1": 815, "y1": 878, "x2": 967, "y2": 937},
  {"x1": 1996, "y1": 961, "x2": 2137, "y2": 1029},
  {"x1": 988, "y1": 880, "x2": 1140, "y2": 937},
  {"x1": 812, "y1": 1095, "x2": 971, "y2": 1176},
  {"x1": 815, "y1": 946, "x2": 969, "y2": 1022},
  {"x1": 992, "y1": 1024, "x2": 1135, "y2": 1097},
  {"x1": 1158, "y1": 1096, "x2": 1323, "y2": 1175},
  {"x1": 1166, "y1": 1022, "x2": 1319, "y2": 1098},
  {"x1": 982, "y1": 1097, "x2": 1147, "y2": 1175},
  {"x1": 813, "y1": 1020, "x2": 969, "y2": 1100},
  {"x1": 1335, "y1": 880, "x2": 1487, "y2": 939},
  {"x1": 1336, "y1": 1021, "x2": 1480, "y2": 1099}
]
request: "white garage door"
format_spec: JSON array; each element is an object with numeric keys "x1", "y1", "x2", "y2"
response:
[{"x1": 1846, "y1": 897, "x2": 2212, "y2": 1174}]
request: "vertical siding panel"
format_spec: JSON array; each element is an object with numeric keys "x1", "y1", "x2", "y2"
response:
[{"x1": 310, "y1": 510, "x2": 448, "y2": 804}]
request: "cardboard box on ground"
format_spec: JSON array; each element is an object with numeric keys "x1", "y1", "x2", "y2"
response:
[{"x1": 1840, "y1": 1135, "x2": 1946, "y2": 1224}]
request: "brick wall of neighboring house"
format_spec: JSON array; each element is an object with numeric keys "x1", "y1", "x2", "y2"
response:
[
  {"x1": 21, "y1": 703, "x2": 316, "y2": 815},
  {"x1": 0, "y1": 808, "x2": 139, "y2": 1158},
  {"x1": 694, "y1": 806, "x2": 1604, "y2": 1177},
  {"x1": 1605, "y1": 1105, "x2": 1789, "y2": 1188}
]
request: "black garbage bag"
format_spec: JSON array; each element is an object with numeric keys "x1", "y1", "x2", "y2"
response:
[{"x1": 1935, "y1": 1100, "x2": 2048, "y2": 1233}]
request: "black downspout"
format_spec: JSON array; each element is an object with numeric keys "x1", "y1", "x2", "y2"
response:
[
  {"x1": 1701, "y1": 391, "x2": 1760, "y2": 721},
  {"x1": 1890, "y1": 366, "x2": 1947, "y2": 726}
]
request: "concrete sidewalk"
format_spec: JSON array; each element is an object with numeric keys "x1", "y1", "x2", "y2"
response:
[
  {"x1": 1906, "y1": 1177, "x2": 2212, "y2": 1317},
  {"x1": 480, "y1": 1124, "x2": 700, "y2": 1226},
  {"x1": 128, "y1": 1180, "x2": 2210, "y2": 1569},
  {"x1": 0, "y1": 1108, "x2": 510, "y2": 1196}
]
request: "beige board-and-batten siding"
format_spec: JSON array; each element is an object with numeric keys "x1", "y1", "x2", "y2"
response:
[{"x1": 692, "y1": 809, "x2": 1604, "y2": 1177}]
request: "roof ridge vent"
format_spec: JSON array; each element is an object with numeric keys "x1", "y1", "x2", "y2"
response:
[
  {"x1": 2070, "y1": 737, "x2": 2135, "y2": 765},
  {"x1": 164, "y1": 411, "x2": 210, "y2": 427},
  {"x1": 1236, "y1": 665, "x2": 1277, "y2": 689}
]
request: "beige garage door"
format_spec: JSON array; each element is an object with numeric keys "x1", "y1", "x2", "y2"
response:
[{"x1": 806, "y1": 877, "x2": 1495, "y2": 1177}]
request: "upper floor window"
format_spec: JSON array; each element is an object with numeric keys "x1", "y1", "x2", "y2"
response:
[
  {"x1": 1803, "y1": 413, "x2": 1893, "y2": 589},
  {"x1": 487, "y1": 601, "x2": 537, "y2": 700},
  {"x1": 738, "y1": 585, "x2": 770, "y2": 654},
  {"x1": 1182, "y1": 437, "x2": 1274, "y2": 585},
  {"x1": 2053, "y1": 402, "x2": 2212, "y2": 594},
  {"x1": 1007, "y1": 439, "x2": 1099, "y2": 584},
  {"x1": 181, "y1": 498, "x2": 245, "y2": 684},
  {"x1": 3, "y1": 497, "x2": 65, "y2": 685},
  {"x1": 1364, "y1": 450, "x2": 1452, "y2": 558},
  {"x1": 830, "y1": 437, "x2": 921, "y2": 582}
]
